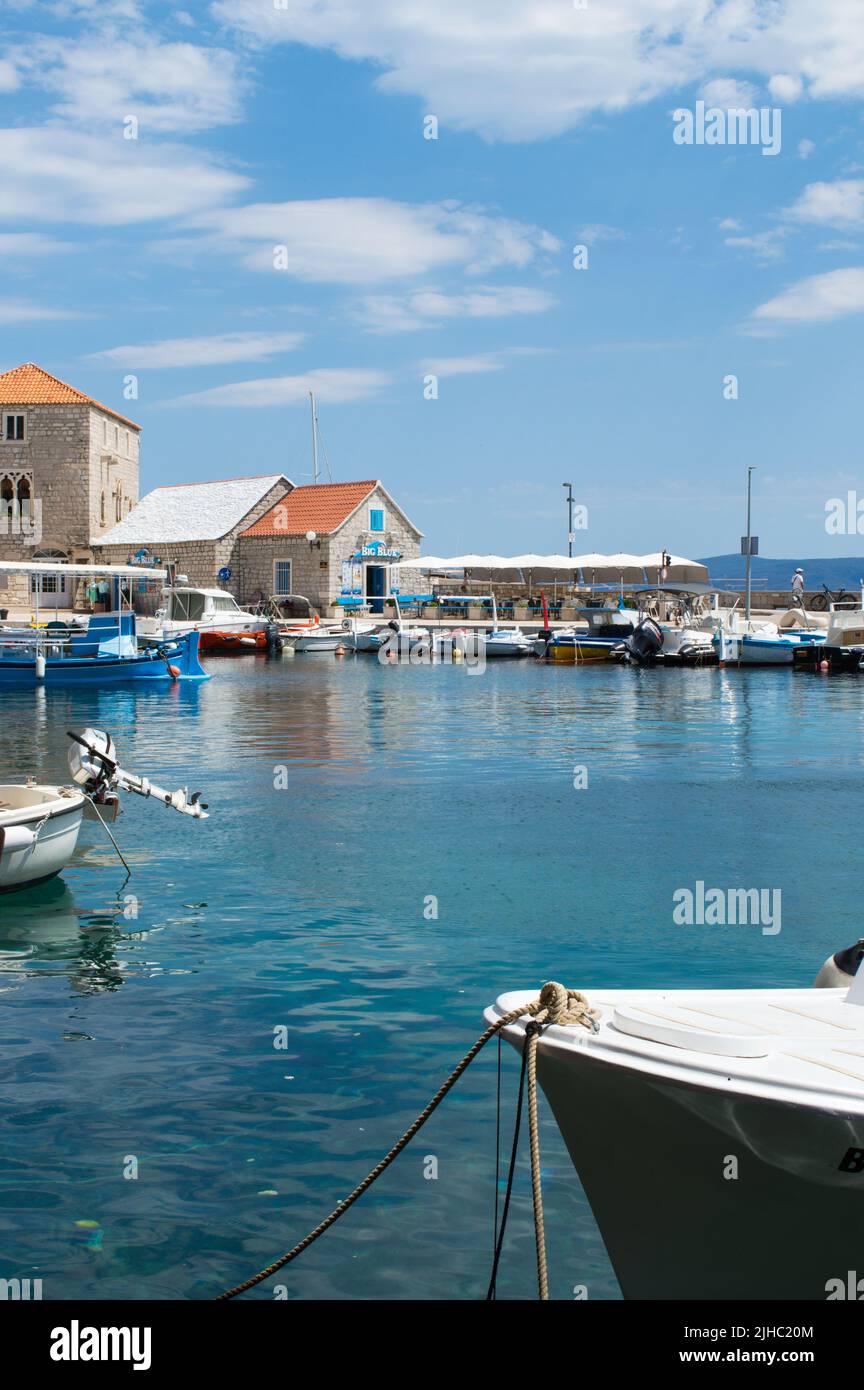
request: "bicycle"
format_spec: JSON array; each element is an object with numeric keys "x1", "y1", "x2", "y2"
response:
[{"x1": 810, "y1": 583, "x2": 859, "y2": 612}]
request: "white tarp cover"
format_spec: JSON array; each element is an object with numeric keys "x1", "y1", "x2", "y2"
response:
[
  {"x1": 392, "y1": 553, "x2": 709, "y2": 582},
  {"x1": 0, "y1": 560, "x2": 168, "y2": 579}
]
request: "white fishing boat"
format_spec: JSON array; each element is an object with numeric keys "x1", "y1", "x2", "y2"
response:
[
  {"x1": 481, "y1": 595, "x2": 532, "y2": 658},
  {"x1": 715, "y1": 611, "x2": 826, "y2": 666},
  {"x1": 0, "y1": 782, "x2": 86, "y2": 893},
  {"x1": 486, "y1": 948, "x2": 864, "y2": 1300}
]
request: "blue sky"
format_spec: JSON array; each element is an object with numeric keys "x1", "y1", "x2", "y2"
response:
[{"x1": 1, "y1": 0, "x2": 863, "y2": 558}]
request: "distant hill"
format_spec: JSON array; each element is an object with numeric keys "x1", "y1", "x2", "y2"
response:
[{"x1": 700, "y1": 555, "x2": 864, "y2": 591}]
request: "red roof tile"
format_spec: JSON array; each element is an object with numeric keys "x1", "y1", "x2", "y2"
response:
[
  {"x1": 0, "y1": 363, "x2": 140, "y2": 429},
  {"x1": 244, "y1": 481, "x2": 379, "y2": 537}
]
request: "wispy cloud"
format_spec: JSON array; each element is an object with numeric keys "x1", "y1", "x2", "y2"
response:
[
  {"x1": 748, "y1": 267, "x2": 864, "y2": 329},
  {"x1": 87, "y1": 331, "x2": 305, "y2": 369},
  {"x1": 214, "y1": 1, "x2": 863, "y2": 142},
  {"x1": 166, "y1": 367, "x2": 391, "y2": 407},
  {"x1": 16, "y1": 31, "x2": 246, "y2": 133},
  {"x1": 786, "y1": 179, "x2": 864, "y2": 228},
  {"x1": 358, "y1": 284, "x2": 555, "y2": 333},
  {"x1": 0, "y1": 300, "x2": 83, "y2": 324},
  {"x1": 190, "y1": 199, "x2": 559, "y2": 283},
  {"x1": 0, "y1": 128, "x2": 248, "y2": 225},
  {"x1": 421, "y1": 348, "x2": 543, "y2": 378}
]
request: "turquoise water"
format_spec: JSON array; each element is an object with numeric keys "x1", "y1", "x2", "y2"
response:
[{"x1": 1, "y1": 657, "x2": 863, "y2": 1300}]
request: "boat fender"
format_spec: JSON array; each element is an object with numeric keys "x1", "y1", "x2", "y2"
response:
[
  {"x1": 813, "y1": 939, "x2": 864, "y2": 988},
  {"x1": 35, "y1": 652, "x2": 46, "y2": 680},
  {"x1": 0, "y1": 824, "x2": 37, "y2": 855}
]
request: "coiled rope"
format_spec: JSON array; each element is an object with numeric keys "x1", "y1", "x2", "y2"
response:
[{"x1": 215, "y1": 981, "x2": 600, "y2": 1301}]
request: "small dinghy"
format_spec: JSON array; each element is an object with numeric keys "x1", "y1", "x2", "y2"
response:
[
  {"x1": 1, "y1": 729, "x2": 209, "y2": 895},
  {"x1": 486, "y1": 943, "x2": 864, "y2": 1300},
  {"x1": 0, "y1": 782, "x2": 86, "y2": 894}
]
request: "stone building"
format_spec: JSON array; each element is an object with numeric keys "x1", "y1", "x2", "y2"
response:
[
  {"x1": 0, "y1": 362, "x2": 140, "y2": 608},
  {"x1": 237, "y1": 480, "x2": 423, "y2": 611},
  {"x1": 94, "y1": 475, "x2": 292, "y2": 595}
]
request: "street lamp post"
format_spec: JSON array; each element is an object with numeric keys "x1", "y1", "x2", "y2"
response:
[
  {"x1": 562, "y1": 482, "x2": 574, "y2": 558},
  {"x1": 744, "y1": 466, "x2": 756, "y2": 623}
]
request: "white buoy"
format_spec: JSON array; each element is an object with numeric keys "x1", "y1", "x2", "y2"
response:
[{"x1": 35, "y1": 652, "x2": 46, "y2": 681}]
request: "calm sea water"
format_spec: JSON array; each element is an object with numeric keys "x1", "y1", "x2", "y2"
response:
[{"x1": 1, "y1": 656, "x2": 862, "y2": 1300}]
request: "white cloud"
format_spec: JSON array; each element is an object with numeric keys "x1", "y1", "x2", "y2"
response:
[
  {"x1": 18, "y1": 33, "x2": 245, "y2": 133},
  {"x1": 725, "y1": 229, "x2": 786, "y2": 261},
  {"x1": 0, "y1": 300, "x2": 82, "y2": 324},
  {"x1": 0, "y1": 59, "x2": 19, "y2": 92},
  {"x1": 718, "y1": 217, "x2": 742, "y2": 231},
  {"x1": 750, "y1": 267, "x2": 864, "y2": 326},
  {"x1": 422, "y1": 348, "x2": 541, "y2": 377},
  {"x1": 213, "y1": 0, "x2": 864, "y2": 141},
  {"x1": 167, "y1": 367, "x2": 391, "y2": 407},
  {"x1": 700, "y1": 79, "x2": 759, "y2": 107},
  {"x1": 87, "y1": 331, "x2": 305, "y2": 369},
  {"x1": 194, "y1": 199, "x2": 559, "y2": 282},
  {"x1": 358, "y1": 284, "x2": 555, "y2": 332},
  {"x1": 0, "y1": 128, "x2": 248, "y2": 225},
  {"x1": 798, "y1": 138, "x2": 816, "y2": 159},
  {"x1": 576, "y1": 224, "x2": 625, "y2": 245},
  {"x1": 768, "y1": 74, "x2": 804, "y2": 102},
  {"x1": 786, "y1": 179, "x2": 864, "y2": 227},
  {"x1": 0, "y1": 232, "x2": 75, "y2": 257}
]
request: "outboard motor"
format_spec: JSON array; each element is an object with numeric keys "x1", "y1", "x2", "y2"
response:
[
  {"x1": 624, "y1": 617, "x2": 663, "y2": 665},
  {"x1": 67, "y1": 729, "x2": 209, "y2": 819},
  {"x1": 814, "y1": 939, "x2": 864, "y2": 988},
  {"x1": 265, "y1": 621, "x2": 283, "y2": 656}
]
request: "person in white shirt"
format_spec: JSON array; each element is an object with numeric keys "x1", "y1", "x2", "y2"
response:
[{"x1": 791, "y1": 568, "x2": 805, "y2": 607}]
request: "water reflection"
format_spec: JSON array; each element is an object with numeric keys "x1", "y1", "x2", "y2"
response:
[{"x1": 0, "y1": 879, "x2": 127, "y2": 994}]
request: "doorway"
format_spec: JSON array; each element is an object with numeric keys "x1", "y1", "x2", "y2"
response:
[{"x1": 365, "y1": 564, "x2": 386, "y2": 614}]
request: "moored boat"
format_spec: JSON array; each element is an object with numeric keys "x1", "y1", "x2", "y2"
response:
[
  {"x1": 486, "y1": 953, "x2": 864, "y2": 1300},
  {"x1": 0, "y1": 782, "x2": 86, "y2": 893}
]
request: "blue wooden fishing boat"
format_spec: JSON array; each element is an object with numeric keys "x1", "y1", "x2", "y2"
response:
[
  {"x1": 0, "y1": 561, "x2": 209, "y2": 685},
  {"x1": 0, "y1": 613, "x2": 208, "y2": 684}
]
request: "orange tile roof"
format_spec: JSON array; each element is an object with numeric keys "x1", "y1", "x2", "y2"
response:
[
  {"x1": 244, "y1": 480, "x2": 379, "y2": 537},
  {"x1": 0, "y1": 363, "x2": 140, "y2": 429}
]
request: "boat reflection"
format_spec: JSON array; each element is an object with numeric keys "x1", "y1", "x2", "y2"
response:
[{"x1": 0, "y1": 878, "x2": 128, "y2": 994}]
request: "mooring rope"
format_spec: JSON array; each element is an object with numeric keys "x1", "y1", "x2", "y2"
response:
[{"x1": 215, "y1": 981, "x2": 600, "y2": 1301}]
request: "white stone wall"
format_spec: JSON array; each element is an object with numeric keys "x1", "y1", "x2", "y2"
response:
[{"x1": 0, "y1": 401, "x2": 139, "y2": 606}]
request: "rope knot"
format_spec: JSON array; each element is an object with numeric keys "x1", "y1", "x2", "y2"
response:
[{"x1": 538, "y1": 980, "x2": 601, "y2": 1032}]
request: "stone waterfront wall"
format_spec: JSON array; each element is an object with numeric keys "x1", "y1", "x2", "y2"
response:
[{"x1": 235, "y1": 485, "x2": 423, "y2": 610}]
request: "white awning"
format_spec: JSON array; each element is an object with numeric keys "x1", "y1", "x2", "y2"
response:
[
  {"x1": 0, "y1": 560, "x2": 168, "y2": 580},
  {"x1": 391, "y1": 552, "x2": 708, "y2": 582}
]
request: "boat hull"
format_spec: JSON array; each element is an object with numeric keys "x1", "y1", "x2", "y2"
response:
[
  {"x1": 543, "y1": 638, "x2": 625, "y2": 664},
  {"x1": 488, "y1": 987, "x2": 864, "y2": 1300},
  {"x1": 536, "y1": 1042, "x2": 864, "y2": 1300},
  {"x1": 0, "y1": 631, "x2": 209, "y2": 684},
  {"x1": 0, "y1": 793, "x2": 85, "y2": 893}
]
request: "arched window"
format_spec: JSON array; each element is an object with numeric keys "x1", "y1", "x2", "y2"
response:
[
  {"x1": 1, "y1": 476, "x2": 13, "y2": 527},
  {"x1": 115, "y1": 482, "x2": 123, "y2": 522}
]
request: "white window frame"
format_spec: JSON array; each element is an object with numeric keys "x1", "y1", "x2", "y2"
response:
[{"x1": 273, "y1": 558, "x2": 293, "y2": 596}]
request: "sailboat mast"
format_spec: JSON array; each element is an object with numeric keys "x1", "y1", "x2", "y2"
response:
[{"x1": 310, "y1": 390, "x2": 320, "y2": 485}]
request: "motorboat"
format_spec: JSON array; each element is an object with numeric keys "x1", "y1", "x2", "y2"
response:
[
  {"x1": 1, "y1": 728, "x2": 208, "y2": 894},
  {"x1": 485, "y1": 943, "x2": 864, "y2": 1300},
  {"x1": 631, "y1": 584, "x2": 718, "y2": 664},
  {"x1": 792, "y1": 591, "x2": 864, "y2": 671},
  {"x1": 534, "y1": 605, "x2": 635, "y2": 663},
  {"x1": 142, "y1": 585, "x2": 265, "y2": 640},
  {"x1": 480, "y1": 595, "x2": 532, "y2": 658},
  {"x1": 716, "y1": 614, "x2": 825, "y2": 667},
  {"x1": 0, "y1": 782, "x2": 86, "y2": 893}
]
